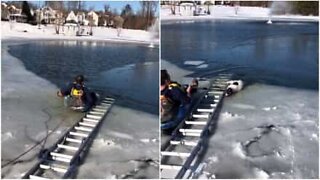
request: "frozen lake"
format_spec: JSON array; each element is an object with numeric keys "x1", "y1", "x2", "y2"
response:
[
  {"x1": 2, "y1": 40, "x2": 159, "y2": 178},
  {"x1": 161, "y1": 20, "x2": 318, "y2": 178}
]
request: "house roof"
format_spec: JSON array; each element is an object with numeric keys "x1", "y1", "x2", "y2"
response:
[{"x1": 66, "y1": 11, "x2": 78, "y2": 23}]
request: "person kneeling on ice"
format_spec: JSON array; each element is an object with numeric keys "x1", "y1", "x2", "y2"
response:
[
  {"x1": 161, "y1": 70, "x2": 197, "y2": 132},
  {"x1": 225, "y1": 80, "x2": 243, "y2": 97},
  {"x1": 57, "y1": 75, "x2": 97, "y2": 112}
]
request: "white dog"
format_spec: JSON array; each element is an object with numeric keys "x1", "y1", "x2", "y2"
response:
[{"x1": 225, "y1": 80, "x2": 243, "y2": 97}]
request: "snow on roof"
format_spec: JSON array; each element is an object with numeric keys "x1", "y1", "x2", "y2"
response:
[{"x1": 2, "y1": 2, "x2": 8, "y2": 7}]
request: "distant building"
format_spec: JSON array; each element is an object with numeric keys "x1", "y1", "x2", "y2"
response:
[
  {"x1": 66, "y1": 11, "x2": 78, "y2": 24},
  {"x1": 39, "y1": 6, "x2": 57, "y2": 24},
  {"x1": 1, "y1": 3, "x2": 10, "y2": 20},
  {"x1": 87, "y1": 11, "x2": 98, "y2": 26},
  {"x1": 76, "y1": 12, "x2": 86, "y2": 25}
]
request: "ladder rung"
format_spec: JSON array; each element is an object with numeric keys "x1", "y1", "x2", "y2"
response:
[
  {"x1": 89, "y1": 111, "x2": 105, "y2": 115},
  {"x1": 208, "y1": 91, "x2": 223, "y2": 94},
  {"x1": 95, "y1": 105, "x2": 109, "y2": 109},
  {"x1": 179, "y1": 129, "x2": 202, "y2": 133},
  {"x1": 74, "y1": 126, "x2": 93, "y2": 132},
  {"x1": 214, "y1": 95, "x2": 220, "y2": 98},
  {"x1": 185, "y1": 121, "x2": 207, "y2": 125},
  {"x1": 104, "y1": 97, "x2": 114, "y2": 101},
  {"x1": 161, "y1": 151, "x2": 190, "y2": 157},
  {"x1": 79, "y1": 122, "x2": 96, "y2": 127},
  {"x1": 181, "y1": 132, "x2": 201, "y2": 137},
  {"x1": 197, "y1": 108, "x2": 214, "y2": 113},
  {"x1": 57, "y1": 144, "x2": 78, "y2": 151},
  {"x1": 51, "y1": 156, "x2": 71, "y2": 163},
  {"x1": 50, "y1": 152, "x2": 73, "y2": 159},
  {"x1": 214, "y1": 99, "x2": 219, "y2": 103},
  {"x1": 102, "y1": 100, "x2": 113, "y2": 103},
  {"x1": 29, "y1": 175, "x2": 48, "y2": 179},
  {"x1": 210, "y1": 104, "x2": 217, "y2": 107},
  {"x1": 65, "y1": 137, "x2": 82, "y2": 143},
  {"x1": 160, "y1": 164, "x2": 182, "y2": 170},
  {"x1": 86, "y1": 114, "x2": 102, "y2": 120},
  {"x1": 82, "y1": 118, "x2": 99, "y2": 123},
  {"x1": 100, "y1": 102, "x2": 111, "y2": 106},
  {"x1": 170, "y1": 140, "x2": 198, "y2": 146},
  {"x1": 69, "y1": 131, "x2": 88, "y2": 138},
  {"x1": 92, "y1": 108, "x2": 107, "y2": 112},
  {"x1": 39, "y1": 164, "x2": 67, "y2": 173},
  {"x1": 192, "y1": 114, "x2": 209, "y2": 119}
]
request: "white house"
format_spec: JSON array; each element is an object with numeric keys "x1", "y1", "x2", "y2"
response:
[
  {"x1": 87, "y1": 11, "x2": 98, "y2": 26},
  {"x1": 66, "y1": 10, "x2": 78, "y2": 24}
]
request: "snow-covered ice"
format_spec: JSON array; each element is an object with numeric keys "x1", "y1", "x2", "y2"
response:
[{"x1": 161, "y1": 60, "x2": 318, "y2": 178}]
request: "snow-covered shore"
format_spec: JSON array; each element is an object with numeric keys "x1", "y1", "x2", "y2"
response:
[
  {"x1": 161, "y1": 5, "x2": 319, "y2": 22},
  {"x1": 1, "y1": 21, "x2": 158, "y2": 45}
]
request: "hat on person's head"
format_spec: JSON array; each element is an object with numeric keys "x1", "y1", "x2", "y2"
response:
[
  {"x1": 75, "y1": 75, "x2": 85, "y2": 84},
  {"x1": 161, "y1": 69, "x2": 170, "y2": 85}
]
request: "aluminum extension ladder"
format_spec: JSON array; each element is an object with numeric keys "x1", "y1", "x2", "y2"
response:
[
  {"x1": 160, "y1": 74, "x2": 232, "y2": 179},
  {"x1": 22, "y1": 97, "x2": 115, "y2": 179}
]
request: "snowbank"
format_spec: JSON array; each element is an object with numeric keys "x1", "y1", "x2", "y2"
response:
[
  {"x1": 1, "y1": 21, "x2": 158, "y2": 45},
  {"x1": 161, "y1": 5, "x2": 318, "y2": 22}
]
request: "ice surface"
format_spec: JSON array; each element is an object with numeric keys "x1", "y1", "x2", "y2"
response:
[
  {"x1": 184, "y1": 60, "x2": 205, "y2": 66},
  {"x1": 161, "y1": 60, "x2": 318, "y2": 179},
  {"x1": 2, "y1": 41, "x2": 159, "y2": 178}
]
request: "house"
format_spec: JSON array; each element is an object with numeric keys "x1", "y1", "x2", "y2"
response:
[
  {"x1": 35, "y1": 6, "x2": 57, "y2": 24},
  {"x1": 66, "y1": 11, "x2": 78, "y2": 24},
  {"x1": 178, "y1": 1, "x2": 196, "y2": 16},
  {"x1": 87, "y1": 11, "x2": 98, "y2": 26},
  {"x1": 1, "y1": 3, "x2": 9, "y2": 20},
  {"x1": 76, "y1": 12, "x2": 86, "y2": 25}
]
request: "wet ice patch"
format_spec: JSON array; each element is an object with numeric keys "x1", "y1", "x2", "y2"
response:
[
  {"x1": 197, "y1": 64, "x2": 208, "y2": 69},
  {"x1": 107, "y1": 130, "x2": 134, "y2": 140},
  {"x1": 2, "y1": 132, "x2": 14, "y2": 141},
  {"x1": 184, "y1": 60, "x2": 205, "y2": 66},
  {"x1": 93, "y1": 138, "x2": 121, "y2": 149},
  {"x1": 262, "y1": 106, "x2": 278, "y2": 111},
  {"x1": 232, "y1": 142, "x2": 246, "y2": 159},
  {"x1": 221, "y1": 111, "x2": 245, "y2": 122},
  {"x1": 253, "y1": 168, "x2": 269, "y2": 179},
  {"x1": 231, "y1": 103, "x2": 256, "y2": 110},
  {"x1": 140, "y1": 138, "x2": 158, "y2": 143}
]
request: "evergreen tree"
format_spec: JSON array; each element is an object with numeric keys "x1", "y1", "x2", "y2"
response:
[{"x1": 21, "y1": 1, "x2": 34, "y2": 22}]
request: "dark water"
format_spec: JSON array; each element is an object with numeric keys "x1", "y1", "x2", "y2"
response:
[
  {"x1": 8, "y1": 40, "x2": 159, "y2": 114},
  {"x1": 161, "y1": 20, "x2": 318, "y2": 90}
]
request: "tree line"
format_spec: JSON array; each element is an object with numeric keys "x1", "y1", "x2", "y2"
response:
[{"x1": 5, "y1": 1, "x2": 158, "y2": 30}]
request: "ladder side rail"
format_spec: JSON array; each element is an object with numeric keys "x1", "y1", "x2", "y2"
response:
[
  {"x1": 21, "y1": 159, "x2": 45, "y2": 179},
  {"x1": 175, "y1": 143, "x2": 202, "y2": 179},
  {"x1": 64, "y1": 102, "x2": 114, "y2": 178},
  {"x1": 175, "y1": 78, "x2": 230, "y2": 179},
  {"x1": 21, "y1": 111, "x2": 86, "y2": 178},
  {"x1": 199, "y1": 89, "x2": 226, "y2": 139}
]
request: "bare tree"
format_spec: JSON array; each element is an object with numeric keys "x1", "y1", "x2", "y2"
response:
[{"x1": 140, "y1": 1, "x2": 158, "y2": 29}]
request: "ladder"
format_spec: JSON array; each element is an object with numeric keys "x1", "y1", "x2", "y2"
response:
[
  {"x1": 160, "y1": 74, "x2": 232, "y2": 179},
  {"x1": 22, "y1": 97, "x2": 115, "y2": 179}
]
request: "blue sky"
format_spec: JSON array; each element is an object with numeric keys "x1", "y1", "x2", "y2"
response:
[
  {"x1": 86, "y1": 1, "x2": 141, "y2": 12},
  {"x1": 30, "y1": 1, "x2": 158, "y2": 14}
]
